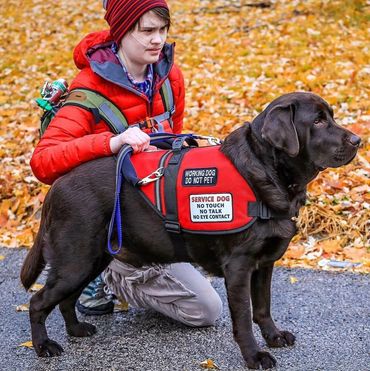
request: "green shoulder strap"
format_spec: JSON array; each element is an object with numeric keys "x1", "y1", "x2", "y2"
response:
[
  {"x1": 39, "y1": 110, "x2": 55, "y2": 137},
  {"x1": 159, "y1": 78, "x2": 175, "y2": 129},
  {"x1": 63, "y1": 88, "x2": 129, "y2": 134}
]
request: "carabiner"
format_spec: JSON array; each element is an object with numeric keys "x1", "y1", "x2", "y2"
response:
[{"x1": 138, "y1": 167, "x2": 165, "y2": 185}]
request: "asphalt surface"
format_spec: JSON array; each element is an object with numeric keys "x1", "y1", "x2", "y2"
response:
[{"x1": 0, "y1": 247, "x2": 369, "y2": 371}]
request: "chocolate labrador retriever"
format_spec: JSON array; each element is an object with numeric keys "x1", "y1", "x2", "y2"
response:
[{"x1": 21, "y1": 92, "x2": 360, "y2": 369}]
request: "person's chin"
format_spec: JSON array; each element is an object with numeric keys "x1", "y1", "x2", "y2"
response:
[{"x1": 145, "y1": 55, "x2": 161, "y2": 64}]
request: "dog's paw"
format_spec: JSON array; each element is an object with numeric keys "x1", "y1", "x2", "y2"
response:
[
  {"x1": 67, "y1": 322, "x2": 97, "y2": 337},
  {"x1": 35, "y1": 339, "x2": 64, "y2": 357},
  {"x1": 265, "y1": 330, "x2": 296, "y2": 348},
  {"x1": 246, "y1": 351, "x2": 277, "y2": 370}
]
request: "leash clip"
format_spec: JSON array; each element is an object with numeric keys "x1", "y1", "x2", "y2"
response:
[{"x1": 138, "y1": 167, "x2": 165, "y2": 185}]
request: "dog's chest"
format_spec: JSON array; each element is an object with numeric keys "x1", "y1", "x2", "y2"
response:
[{"x1": 130, "y1": 146, "x2": 259, "y2": 234}]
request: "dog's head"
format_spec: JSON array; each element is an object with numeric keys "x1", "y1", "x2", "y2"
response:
[{"x1": 255, "y1": 92, "x2": 360, "y2": 170}]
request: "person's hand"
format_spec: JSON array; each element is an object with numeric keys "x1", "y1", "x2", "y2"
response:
[
  {"x1": 145, "y1": 145, "x2": 158, "y2": 152},
  {"x1": 109, "y1": 127, "x2": 152, "y2": 154}
]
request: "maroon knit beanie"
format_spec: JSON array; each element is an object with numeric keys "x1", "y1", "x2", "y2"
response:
[{"x1": 104, "y1": 0, "x2": 169, "y2": 45}]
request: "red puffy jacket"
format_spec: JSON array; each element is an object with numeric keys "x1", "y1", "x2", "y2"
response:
[{"x1": 30, "y1": 30, "x2": 185, "y2": 185}]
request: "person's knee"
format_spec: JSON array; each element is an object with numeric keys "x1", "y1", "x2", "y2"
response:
[
  {"x1": 180, "y1": 291, "x2": 223, "y2": 327},
  {"x1": 199, "y1": 292, "x2": 223, "y2": 326}
]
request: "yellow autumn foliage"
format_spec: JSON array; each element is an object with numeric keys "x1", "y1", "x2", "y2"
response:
[{"x1": 0, "y1": 0, "x2": 369, "y2": 270}]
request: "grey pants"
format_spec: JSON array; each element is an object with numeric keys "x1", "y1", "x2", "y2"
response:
[{"x1": 103, "y1": 260, "x2": 223, "y2": 327}]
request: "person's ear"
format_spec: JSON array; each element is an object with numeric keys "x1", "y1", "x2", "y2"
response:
[{"x1": 261, "y1": 104, "x2": 299, "y2": 157}]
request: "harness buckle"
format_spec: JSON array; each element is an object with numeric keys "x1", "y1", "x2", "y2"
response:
[
  {"x1": 137, "y1": 117, "x2": 158, "y2": 132},
  {"x1": 164, "y1": 221, "x2": 181, "y2": 234},
  {"x1": 147, "y1": 117, "x2": 158, "y2": 132},
  {"x1": 137, "y1": 167, "x2": 164, "y2": 185},
  {"x1": 195, "y1": 135, "x2": 222, "y2": 145},
  {"x1": 259, "y1": 202, "x2": 271, "y2": 220}
]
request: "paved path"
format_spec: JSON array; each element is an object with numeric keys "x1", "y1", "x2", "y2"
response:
[{"x1": 0, "y1": 247, "x2": 369, "y2": 371}]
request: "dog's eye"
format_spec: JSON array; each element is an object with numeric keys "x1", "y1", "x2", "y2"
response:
[{"x1": 313, "y1": 118, "x2": 325, "y2": 127}]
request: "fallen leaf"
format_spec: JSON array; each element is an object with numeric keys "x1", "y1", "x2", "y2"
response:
[
  {"x1": 289, "y1": 276, "x2": 298, "y2": 284},
  {"x1": 305, "y1": 248, "x2": 323, "y2": 260},
  {"x1": 343, "y1": 247, "x2": 366, "y2": 261},
  {"x1": 16, "y1": 304, "x2": 29, "y2": 312},
  {"x1": 285, "y1": 244, "x2": 305, "y2": 259},
  {"x1": 19, "y1": 341, "x2": 33, "y2": 348},
  {"x1": 200, "y1": 359, "x2": 219, "y2": 369},
  {"x1": 29, "y1": 283, "x2": 44, "y2": 292},
  {"x1": 114, "y1": 301, "x2": 129, "y2": 312},
  {"x1": 0, "y1": 255, "x2": 5, "y2": 261},
  {"x1": 317, "y1": 239, "x2": 341, "y2": 254}
]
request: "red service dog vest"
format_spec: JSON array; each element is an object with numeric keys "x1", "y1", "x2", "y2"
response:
[{"x1": 130, "y1": 145, "x2": 258, "y2": 234}]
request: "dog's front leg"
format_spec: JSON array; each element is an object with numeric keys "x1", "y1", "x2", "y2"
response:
[
  {"x1": 251, "y1": 264, "x2": 295, "y2": 348},
  {"x1": 223, "y1": 258, "x2": 276, "y2": 370}
]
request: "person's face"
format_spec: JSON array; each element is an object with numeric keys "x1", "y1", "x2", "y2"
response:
[{"x1": 119, "y1": 10, "x2": 168, "y2": 67}]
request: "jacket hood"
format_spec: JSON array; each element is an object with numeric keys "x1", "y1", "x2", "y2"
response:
[
  {"x1": 73, "y1": 30, "x2": 175, "y2": 92},
  {"x1": 73, "y1": 30, "x2": 112, "y2": 70}
]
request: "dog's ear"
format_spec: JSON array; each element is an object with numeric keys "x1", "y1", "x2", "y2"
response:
[{"x1": 261, "y1": 104, "x2": 299, "y2": 157}]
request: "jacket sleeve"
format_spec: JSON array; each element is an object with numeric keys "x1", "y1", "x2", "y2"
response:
[
  {"x1": 170, "y1": 66, "x2": 185, "y2": 134},
  {"x1": 30, "y1": 105, "x2": 114, "y2": 185}
]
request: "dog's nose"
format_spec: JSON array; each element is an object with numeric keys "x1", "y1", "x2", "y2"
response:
[{"x1": 348, "y1": 134, "x2": 361, "y2": 146}]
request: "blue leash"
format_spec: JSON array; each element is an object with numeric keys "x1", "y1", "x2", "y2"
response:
[
  {"x1": 106, "y1": 133, "x2": 220, "y2": 255},
  {"x1": 107, "y1": 144, "x2": 133, "y2": 254}
]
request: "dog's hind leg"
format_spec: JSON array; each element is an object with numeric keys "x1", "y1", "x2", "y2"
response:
[
  {"x1": 30, "y1": 282, "x2": 68, "y2": 357},
  {"x1": 30, "y1": 277, "x2": 93, "y2": 356},
  {"x1": 59, "y1": 256, "x2": 111, "y2": 337},
  {"x1": 251, "y1": 264, "x2": 295, "y2": 348},
  {"x1": 59, "y1": 290, "x2": 97, "y2": 337},
  {"x1": 30, "y1": 255, "x2": 111, "y2": 357}
]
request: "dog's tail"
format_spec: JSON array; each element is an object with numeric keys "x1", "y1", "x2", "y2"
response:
[{"x1": 20, "y1": 222, "x2": 46, "y2": 291}]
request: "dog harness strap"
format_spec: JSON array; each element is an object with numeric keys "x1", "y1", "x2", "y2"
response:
[
  {"x1": 155, "y1": 151, "x2": 173, "y2": 212},
  {"x1": 164, "y1": 146, "x2": 191, "y2": 260},
  {"x1": 248, "y1": 201, "x2": 292, "y2": 219}
]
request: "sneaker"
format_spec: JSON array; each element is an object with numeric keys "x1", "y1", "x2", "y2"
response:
[{"x1": 76, "y1": 275, "x2": 114, "y2": 316}]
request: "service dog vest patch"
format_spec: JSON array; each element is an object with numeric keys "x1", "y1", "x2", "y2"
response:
[{"x1": 130, "y1": 145, "x2": 258, "y2": 234}]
